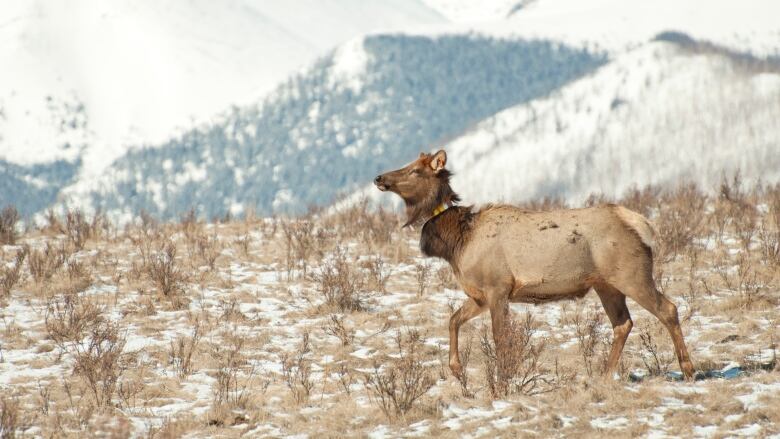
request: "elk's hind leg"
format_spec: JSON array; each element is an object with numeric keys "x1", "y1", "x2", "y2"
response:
[
  {"x1": 595, "y1": 284, "x2": 633, "y2": 376},
  {"x1": 613, "y1": 275, "x2": 695, "y2": 379}
]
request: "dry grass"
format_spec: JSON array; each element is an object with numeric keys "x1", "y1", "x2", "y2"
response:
[
  {"x1": 363, "y1": 328, "x2": 436, "y2": 419},
  {"x1": 0, "y1": 247, "x2": 27, "y2": 299},
  {"x1": 0, "y1": 206, "x2": 20, "y2": 246},
  {"x1": 311, "y1": 246, "x2": 365, "y2": 312},
  {"x1": 323, "y1": 314, "x2": 355, "y2": 346},
  {"x1": 281, "y1": 332, "x2": 314, "y2": 405},
  {"x1": 209, "y1": 334, "x2": 258, "y2": 418},
  {"x1": 145, "y1": 240, "x2": 187, "y2": 306},
  {"x1": 0, "y1": 397, "x2": 23, "y2": 439},
  {"x1": 0, "y1": 181, "x2": 778, "y2": 437},
  {"x1": 68, "y1": 320, "x2": 129, "y2": 409},
  {"x1": 480, "y1": 312, "x2": 562, "y2": 398},
  {"x1": 169, "y1": 321, "x2": 202, "y2": 378},
  {"x1": 28, "y1": 242, "x2": 66, "y2": 284}
]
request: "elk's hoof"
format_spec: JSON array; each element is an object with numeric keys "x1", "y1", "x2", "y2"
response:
[
  {"x1": 449, "y1": 362, "x2": 463, "y2": 378},
  {"x1": 682, "y1": 361, "x2": 696, "y2": 380}
]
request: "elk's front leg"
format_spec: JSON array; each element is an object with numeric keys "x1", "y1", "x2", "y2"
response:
[{"x1": 448, "y1": 298, "x2": 485, "y2": 377}]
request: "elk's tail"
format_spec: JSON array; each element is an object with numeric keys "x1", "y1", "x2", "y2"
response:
[{"x1": 614, "y1": 206, "x2": 657, "y2": 252}]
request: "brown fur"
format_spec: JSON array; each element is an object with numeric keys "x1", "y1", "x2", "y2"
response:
[
  {"x1": 376, "y1": 150, "x2": 696, "y2": 380},
  {"x1": 420, "y1": 206, "x2": 474, "y2": 262}
]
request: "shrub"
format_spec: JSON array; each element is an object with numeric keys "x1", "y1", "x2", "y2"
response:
[
  {"x1": 281, "y1": 219, "x2": 316, "y2": 278},
  {"x1": 435, "y1": 265, "x2": 457, "y2": 290},
  {"x1": 147, "y1": 240, "x2": 186, "y2": 298},
  {"x1": 29, "y1": 242, "x2": 67, "y2": 283},
  {"x1": 758, "y1": 187, "x2": 780, "y2": 265},
  {"x1": 363, "y1": 254, "x2": 391, "y2": 293},
  {"x1": 323, "y1": 314, "x2": 355, "y2": 346},
  {"x1": 638, "y1": 326, "x2": 673, "y2": 376},
  {"x1": 195, "y1": 233, "x2": 221, "y2": 271},
  {"x1": 233, "y1": 234, "x2": 251, "y2": 257},
  {"x1": 65, "y1": 259, "x2": 93, "y2": 294},
  {"x1": 169, "y1": 322, "x2": 202, "y2": 378},
  {"x1": 414, "y1": 260, "x2": 432, "y2": 297},
  {"x1": 311, "y1": 248, "x2": 365, "y2": 312},
  {"x1": 281, "y1": 332, "x2": 314, "y2": 405},
  {"x1": 65, "y1": 210, "x2": 92, "y2": 251},
  {"x1": 480, "y1": 313, "x2": 548, "y2": 398},
  {"x1": 716, "y1": 252, "x2": 772, "y2": 309},
  {"x1": 363, "y1": 329, "x2": 435, "y2": 419},
  {"x1": 0, "y1": 206, "x2": 20, "y2": 245},
  {"x1": 43, "y1": 209, "x2": 64, "y2": 235},
  {"x1": 454, "y1": 330, "x2": 474, "y2": 398},
  {"x1": 619, "y1": 185, "x2": 661, "y2": 218},
  {"x1": 655, "y1": 183, "x2": 706, "y2": 261},
  {"x1": 70, "y1": 320, "x2": 129, "y2": 408},
  {"x1": 45, "y1": 292, "x2": 103, "y2": 350},
  {"x1": 210, "y1": 335, "x2": 256, "y2": 411},
  {"x1": 1, "y1": 246, "x2": 28, "y2": 298},
  {"x1": 0, "y1": 396, "x2": 21, "y2": 439},
  {"x1": 572, "y1": 307, "x2": 608, "y2": 377}
]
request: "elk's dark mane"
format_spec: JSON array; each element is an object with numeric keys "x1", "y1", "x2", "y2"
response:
[
  {"x1": 410, "y1": 169, "x2": 473, "y2": 263},
  {"x1": 420, "y1": 206, "x2": 474, "y2": 263},
  {"x1": 403, "y1": 169, "x2": 461, "y2": 227}
]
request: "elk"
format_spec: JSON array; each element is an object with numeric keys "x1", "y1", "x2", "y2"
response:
[{"x1": 374, "y1": 150, "x2": 695, "y2": 379}]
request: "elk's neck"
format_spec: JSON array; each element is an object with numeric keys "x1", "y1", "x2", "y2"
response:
[{"x1": 419, "y1": 206, "x2": 473, "y2": 264}]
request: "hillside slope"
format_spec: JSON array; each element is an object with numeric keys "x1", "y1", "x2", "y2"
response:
[
  {"x1": 4, "y1": 0, "x2": 780, "y2": 219},
  {"x1": 443, "y1": 41, "x2": 780, "y2": 205},
  {"x1": 0, "y1": 0, "x2": 444, "y2": 215},
  {"x1": 57, "y1": 35, "x2": 604, "y2": 220},
  {"x1": 422, "y1": 0, "x2": 780, "y2": 57}
]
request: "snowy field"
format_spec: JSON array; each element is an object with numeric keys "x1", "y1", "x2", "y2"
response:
[{"x1": 1, "y1": 181, "x2": 779, "y2": 437}]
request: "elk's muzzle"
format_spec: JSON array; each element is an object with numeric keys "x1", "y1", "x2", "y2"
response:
[{"x1": 374, "y1": 175, "x2": 389, "y2": 191}]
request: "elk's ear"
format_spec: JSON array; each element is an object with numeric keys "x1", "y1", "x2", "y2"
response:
[{"x1": 430, "y1": 150, "x2": 447, "y2": 172}]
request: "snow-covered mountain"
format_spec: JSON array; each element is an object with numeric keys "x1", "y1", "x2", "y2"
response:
[
  {"x1": 58, "y1": 34, "x2": 604, "y2": 221},
  {"x1": 0, "y1": 0, "x2": 444, "y2": 214},
  {"x1": 3, "y1": 0, "x2": 779, "y2": 220},
  {"x1": 421, "y1": 0, "x2": 780, "y2": 57},
  {"x1": 446, "y1": 40, "x2": 780, "y2": 205},
  {"x1": 419, "y1": 0, "x2": 525, "y2": 22}
]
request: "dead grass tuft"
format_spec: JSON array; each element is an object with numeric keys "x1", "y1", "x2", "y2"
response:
[
  {"x1": 311, "y1": 247, "x2": 365, "y2": 312},
  {"x1": 0, "y1": 206, "x2": 20, "y2": 246},
  {"x1": 69, "y1": 320, "x2": 130, "y2": 409},
  {"x1": 655, "y1": 183, "x2": 707, "y2": 261},
  {"x1": 0, "y1": 396, "x2": 22, "y2": 439},
  {"x1": 572, "y1": 307, "x2": 609, "y2": 377},
  {"x1": 146, "y1": 240, "x2": 187, "y2": 304},
  {"x1": 363, "y1": 254, "x2": 391, "y2": 293},
  {"x1": 65, "y1": 209, "x2": 105, "y2": 251},
  {"x1": 45, "y1": 291, "x2": 103, "y2": 350},
  {"x1": 281, "y1": 219, "x2": 317, "y2": 278},
  {"x1": 169, "y1": 322, "x2": 202, "y2": 378},
  {"x1": 480, "y1": 313, "x2": 556, "y2": 398},
  {"x1": 413, "y1": 260, "x2": 432, "y2": 297},
  {"x1": 323, "y1": 314, "x2": 355, "y2": 347},
  {"x1": 364, "y1": 328, "x2": 436, "y2": 420},
  {"x1": 282, "y1": 331, "x2": 315, "y2": 405},
  {"x1": 638, "y1": 325, "x2": 673, "y2": 376},
  {"x1": 1, "y1": 246, "x2": 28, "y2": 298},
  {"x1": 29, "y1": 242, "x2": 67, "y2": 283}
]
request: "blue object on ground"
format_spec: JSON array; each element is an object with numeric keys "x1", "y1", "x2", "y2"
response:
[{"x1": 629, "y1": 366, "x2": 745, "y2": 383}]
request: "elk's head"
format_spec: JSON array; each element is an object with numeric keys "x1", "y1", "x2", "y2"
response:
[{"x1": 374, "y1": 150, "x2": 460, "y2": 227}]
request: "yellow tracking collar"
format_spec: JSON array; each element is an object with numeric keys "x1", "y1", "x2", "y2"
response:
[{"x1": 431, "y1": 203, "x2": 449, "y2": 218}]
